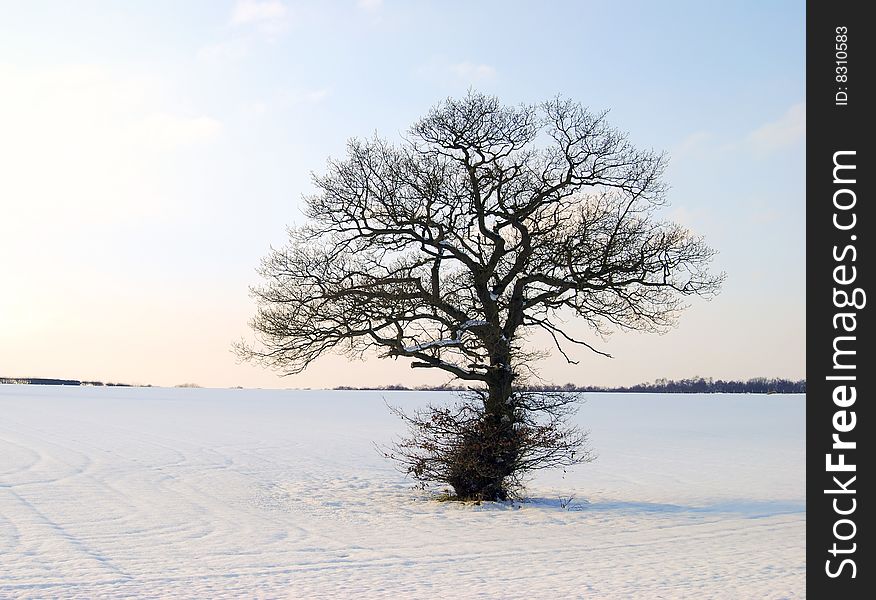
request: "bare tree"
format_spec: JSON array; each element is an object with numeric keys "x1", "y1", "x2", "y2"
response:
[{"x1": 240, "y1": 92, "x2": 723, "y2": 501}]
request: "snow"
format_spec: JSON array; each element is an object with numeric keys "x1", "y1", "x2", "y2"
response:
[
  {"x1": 403, "y1": 320, "x2": 490, "y2": 351},
  {"x1": 0, "y1": 386, "x2": 804, "y2": 598},
  {"x1": 458, "y1": 319, "x2": 488, "y2": 331},
  {"x1": 402, "y1": 339, "x2": 461, "y2": 352}
]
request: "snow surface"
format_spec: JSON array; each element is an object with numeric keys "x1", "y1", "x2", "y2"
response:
[
  {"x1": 402, "y1": 339, "x2": 462, "y2": 352},
  {"x1": 0, "y1": 385, "x2": 804, "y2": 598},
  {"x1": 458, "y1": 319, "x2": 489, "y2": 330}
]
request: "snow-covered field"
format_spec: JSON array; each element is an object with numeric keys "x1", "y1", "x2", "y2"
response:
[{"x1": 0, "y1": 385, "x2": 804, "y2": 598}]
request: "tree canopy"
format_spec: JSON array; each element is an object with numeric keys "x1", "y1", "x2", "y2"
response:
[{"x1": 242, "y1": 92, "x2": 722, "y2": 381}]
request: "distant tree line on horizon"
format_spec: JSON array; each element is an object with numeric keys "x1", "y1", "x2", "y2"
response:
[
  {"x1": 2, "y1": 376, "x2": 805, "y2": 394},
  {"x1": 0, "y1": 377, "x2": 201, "y2": 388},
  {"x1": 0, "y1": 377, "x2": 138, "y2": 387},
  {"x1": 335, "y1": 377, "x2": 806, "y2": 394}
]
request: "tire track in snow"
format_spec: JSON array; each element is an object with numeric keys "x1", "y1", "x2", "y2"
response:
[{"x1": 0, "y1": 487, "x2": 132, "y2": 585}]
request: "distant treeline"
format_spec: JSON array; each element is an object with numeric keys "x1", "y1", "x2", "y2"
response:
[
  {"x1": 0, "y1": 377, "x2": 137, "y2": 387},
  {"x1": 2, "y1": 376, "x2": 806, "y2": 394},
  {"x1": 335, "y1": 377, "x2": 806, "y2": 394}
]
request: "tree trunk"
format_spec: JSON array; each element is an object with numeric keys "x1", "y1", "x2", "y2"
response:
[{"x1": 477, "y1": 354, "x2": 518, "y2": 501}]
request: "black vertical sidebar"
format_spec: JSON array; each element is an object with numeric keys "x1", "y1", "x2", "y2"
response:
[{"x1": 807, "y1": 1, "x2": 871, "y2": 597}]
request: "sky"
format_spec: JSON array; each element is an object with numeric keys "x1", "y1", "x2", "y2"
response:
[{"x1": 0, "y1": 1, "x2": 805, "y2": 389}]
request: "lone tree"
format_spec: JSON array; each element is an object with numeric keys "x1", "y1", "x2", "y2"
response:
[{"x1": 241, "y1": 92, "x2": 722, "y2": 501}]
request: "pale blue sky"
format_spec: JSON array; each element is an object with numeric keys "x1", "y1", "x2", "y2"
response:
[{"x1": 0, "y1": 1, "x2": 805, "y2": 387}]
